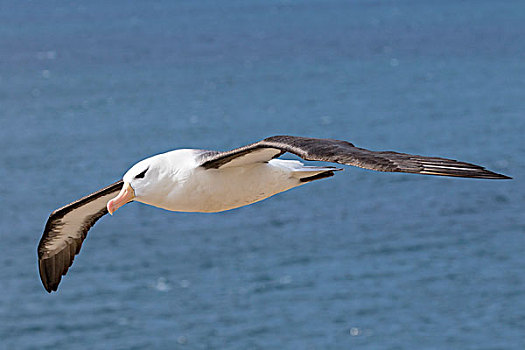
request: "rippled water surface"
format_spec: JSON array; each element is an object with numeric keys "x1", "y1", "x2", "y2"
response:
[{"x1": 1, "y1": 1, "x2": 524, "y2": 349}]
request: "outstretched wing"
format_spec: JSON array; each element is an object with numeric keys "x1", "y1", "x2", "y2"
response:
[
  {"x1": 37, "y1": 180, "x2": 123, "y2": 292},
  {"x1": 200, "y1": 135, "x2": 510, "y2": 179}
]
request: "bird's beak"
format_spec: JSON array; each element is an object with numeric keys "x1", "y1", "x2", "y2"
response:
[{"x1": 107, "y1": 182, "x2": 135, "y2": 215}]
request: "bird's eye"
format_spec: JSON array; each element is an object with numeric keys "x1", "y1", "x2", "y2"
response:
[{"x1": 135, "y1": 168, "x2": 148, "y2": 179}]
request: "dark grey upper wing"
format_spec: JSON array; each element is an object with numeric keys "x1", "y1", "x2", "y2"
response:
[
  {"x1": 37, "y1": 180, "x2": 123, "y2": 293},
  {"x1": 200, "y1": 135, "x2": 510, "y2": 179}
]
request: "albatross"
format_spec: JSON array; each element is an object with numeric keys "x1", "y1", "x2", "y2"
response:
[{"x1": 37, "y1": 135, "x2": 510, "y2": 292}]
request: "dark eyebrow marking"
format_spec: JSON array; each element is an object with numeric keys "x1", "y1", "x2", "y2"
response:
[{"x1": 135, "y1": 167, "x2": 149, "y2": 179}]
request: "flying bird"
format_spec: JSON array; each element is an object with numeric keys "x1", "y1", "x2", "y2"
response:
[{"x1": 37, "y1": 135, "x2": 510, "y2": 292}]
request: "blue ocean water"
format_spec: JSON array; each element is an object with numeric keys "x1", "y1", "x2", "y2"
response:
[{"x1": 1, "y1": 0, "x2": 524, "y2": 349}]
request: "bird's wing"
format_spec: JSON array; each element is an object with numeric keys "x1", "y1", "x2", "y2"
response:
[
  {"x1": 37, "y1": 180, "x2": 123, "y2": 292},
  {"x1": 199, "y1": 135, "x2": 510, "y2": 179}
]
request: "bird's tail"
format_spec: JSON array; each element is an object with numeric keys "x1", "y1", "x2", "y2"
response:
[{"x1": 291, "y1": 166, "x2": 343, "y2": 183}]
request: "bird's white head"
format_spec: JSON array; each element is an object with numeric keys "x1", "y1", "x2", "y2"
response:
[
  {"x1": 106, "y1": 149, "x2": 199, "y2": 215},
  {"x1": 107, "y1": 156, "x2": 162, "y2": 215}
]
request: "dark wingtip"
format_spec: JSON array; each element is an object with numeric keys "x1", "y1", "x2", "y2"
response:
[
  {"x1": 38, "y1": 257, "x2": 61, "y2": 293},
  {"x1": 38, "y1": 261, "x2": 52, "y2": 293},
  {"x1": 483, "y1": 171, "x2": 512, "y2": 180}
]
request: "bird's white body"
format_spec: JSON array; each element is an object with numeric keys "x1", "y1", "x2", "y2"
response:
[{"x1": 123, "y1": 149, "x2": 335, "y2": 213}]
